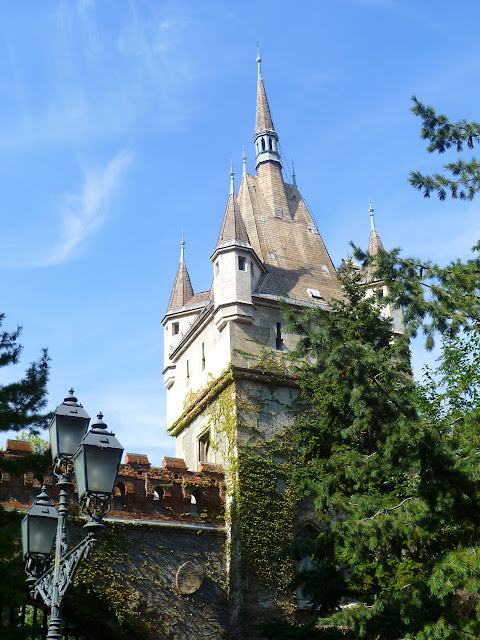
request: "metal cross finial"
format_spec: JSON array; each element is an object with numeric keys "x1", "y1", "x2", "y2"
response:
[
  {"x1": 256, "y1": 42, "x2": 262, "y2": 79},
  {"x1": 369, "y1": 197, "x2": 375, "y2": 230},
  {"x1": 230, "y1": 161, "x2": 235, "y2": 195},
  {"x1": 242, "y1": 146, "x2": 247, "y2": 177},
  {"x1": 292, "y1": 161, "x2": 297, "y2": 188},
  {"x1": 180, "y1": 231, "x2": 185, "y2": 263}
]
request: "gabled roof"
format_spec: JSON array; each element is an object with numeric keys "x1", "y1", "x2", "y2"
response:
[{"x1": 167, "y1": 260, "x2": 194, "y2": 312}]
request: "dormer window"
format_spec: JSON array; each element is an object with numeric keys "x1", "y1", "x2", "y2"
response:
[
  {"x1": 238, "y1": 256, "x2": 246, "y2": 271},
  {"x1": 307, "y1": 288, "x2": 325, "y2": 302}
]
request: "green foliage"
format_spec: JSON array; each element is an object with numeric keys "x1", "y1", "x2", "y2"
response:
[
  {"x1": 270, "y1": 262, "x2": 480, "y2": 639},
  {"x1": 0, "y1": 313, "x2": 50, "y2": 639},
  {"x1": 409, "y1": 96, "x2": 480, "y2": 200},
  {"x1": 355, "y1": 241, "x2": 480, "y2": 351},
  {"x1": 15, "y1": 430, "x2": 49, "y2": 454},
  {"x1": 0, "y1": 313, "x2": 50, "y2": 437}
]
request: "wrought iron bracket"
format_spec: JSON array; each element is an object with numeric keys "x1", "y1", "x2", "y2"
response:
[{"x1": 29, "y1": 531, "x2": 99, "y2": 609}]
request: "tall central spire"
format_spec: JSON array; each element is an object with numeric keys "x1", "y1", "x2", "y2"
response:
[{"x1": 253, "y1": 46, "x2": 281, "y2": 169}]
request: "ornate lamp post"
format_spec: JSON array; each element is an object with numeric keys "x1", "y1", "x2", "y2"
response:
[{"x1": 21, "y1": 390, "x2": 124, "y2": 639}]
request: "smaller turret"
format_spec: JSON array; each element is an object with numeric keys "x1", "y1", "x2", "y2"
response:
[{"x1": 210, "y1": 166, "x2": 265, "y2": 330}]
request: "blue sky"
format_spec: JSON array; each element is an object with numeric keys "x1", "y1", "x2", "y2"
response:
[{"x1": 1, "y1": 0, "x2": 480, "y2": 465}]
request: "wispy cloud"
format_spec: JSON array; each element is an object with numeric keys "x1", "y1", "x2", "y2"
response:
[{"x1": 40, "y1": 149, "x2": 132, "y2": 266}]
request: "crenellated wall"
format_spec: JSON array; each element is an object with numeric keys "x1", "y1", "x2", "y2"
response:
[{"x1": 0, "y1": 439, "x2": 225, "y2": 525}]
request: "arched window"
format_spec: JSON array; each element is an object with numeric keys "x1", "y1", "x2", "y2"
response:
[
  {"x1": 153, "y1": 487, "x2": 163, "y2": 514},
  {"x1": 261, "y1": 138, "x2": 266, "y2": 151},
  {"x1": 269, "y1": 138, "x2": 273, "y2": 150},
  {"x1": 114, "y1": 482, "x2": 125, "y2": 511},
  {"x1": 191, "y1": 490, "x2": 201, "y2": 517}
]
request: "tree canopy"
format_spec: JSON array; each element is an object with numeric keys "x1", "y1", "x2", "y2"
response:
[
  {"x1": 0, "y1": 313, "x2": 50, "y2": 636},
  {"x1": 267, "y1": 254, "x2": 480, "y2": 639},
  {"x1": 409, "y1": 96, "x2": 480, "y2": 200}
]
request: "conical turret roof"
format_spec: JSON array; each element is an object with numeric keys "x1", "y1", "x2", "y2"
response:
[
  {"x1": 367, "y1": 199, "x2": 384, "y2": 257},
  {"x1": 167, "y1": 239, "x2": 194, "y2": 311},
  {"x1": 216, "y1": 193, "x2": 250, "y2": 248},
  {"x1": 255, "y1": 77, "x2": 275, "y2": 134},
  {"x1": 368, "y1": 227, "x2": 384, "y2": 257}
]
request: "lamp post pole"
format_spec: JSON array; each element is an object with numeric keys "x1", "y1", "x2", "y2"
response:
[{"x1": 21, "y1": 390, "x2": 124, "y2": 640}]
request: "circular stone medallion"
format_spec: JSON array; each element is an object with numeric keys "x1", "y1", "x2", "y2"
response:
[{"x1": 175, "y1": 561, "x2": 204, "y2": 595}]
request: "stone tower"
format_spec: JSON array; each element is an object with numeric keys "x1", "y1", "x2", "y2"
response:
[{"x1": 162, "y1": 52, "x2": 345, "y2": 636}]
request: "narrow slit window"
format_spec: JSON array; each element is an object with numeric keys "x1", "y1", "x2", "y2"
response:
[
  {"x1": 269, "y1": 139, "x2": 273, "y2": 150},
  {"x1": 198, "y1": 430, "x2": 211, "y2": 462},
  {"x1": 153, "y1": 487, "x2": 163, "y2": 514},
  {"x1": 276, "y1": 323, "x2": 283, "y2": 350},
  {"x1": 238, "y1": 256, "x2": 246, "y2": 271},
  {"x1": 186, "y1": 360, "x2": 190, "y2": 379},
  {"x1": 172, "y1": 322, "x2": 179, "y2": 335},
  {"x1": 201, "y1": 342, "x2": 205, "y2": 371},
  {"x1": 261, "y1": 138, "x2": 266, "y2": 151}
]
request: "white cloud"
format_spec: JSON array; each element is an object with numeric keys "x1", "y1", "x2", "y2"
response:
[{"x1": 38, "y1": 149, "x2": 132, "y2": 266}]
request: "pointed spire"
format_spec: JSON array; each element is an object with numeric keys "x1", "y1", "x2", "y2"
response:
[
  {"x1": 242, "y1": 146, "x2": 247, "y2": 177},
  {"x1": 367, "y1": 198, "x2": 384, "y2": 257},
  {"x1": 230, "y1": 161, "x2": 235, "y2": 195},
  {"x1": 254, "y1": 47, "x2": 281, "y2": 170},
  {"x1": 216, "y1": 167, "x2": 250, "y2": 249},
  {"x1": 255, "y1": 49, "x2": 275, "y2": 135},
  {"x1": 167, "y1": 234, "x2": 194, "y2": 311},
  {"x1": 292, "y1": 161, "x2": 297, "y2": 188},
  {"x1": 369, "y1": 197, "x2": 375, "y2": 230},
  {"x1": 257, "y1": 42, "x2": 262, "y2": 79},
  {"x1": 180, "y1": 230, "x2": 185, "y2": 262}
]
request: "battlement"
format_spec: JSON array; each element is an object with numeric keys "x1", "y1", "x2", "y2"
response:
[{"x1": 0, "y1": 440, "x2": 225, "y2": 525}]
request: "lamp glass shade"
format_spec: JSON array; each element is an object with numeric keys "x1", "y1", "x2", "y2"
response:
[
  {"x1": 21, "y1": 510, "x2": 58, "y2": 557},
  {"x1": 50, "y1": 414, "x2": 90, "y2": 460},
  {"x1": 74, "y1": 438, "x2": 123, "y2": 499}
]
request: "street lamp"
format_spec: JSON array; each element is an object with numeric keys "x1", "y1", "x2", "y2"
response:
[{"x1": 22, "y1": 390, "x2": 123, "y2": 640}]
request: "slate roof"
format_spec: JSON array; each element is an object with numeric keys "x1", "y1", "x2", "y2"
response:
[
  {"x1": 255, "y1": 78, "x2": 275, "y2": 134},
  {"x1": 368, "y1": 227, "x2": 384, "y2": 257},
  {"x1": 167, "y1": 260, "x2": 194, "y2": 311},
  {"x1": 216, "y1": 194, "x2": 250, "y2": 248},
  {"x1": 236, "y1": 164, "x2": 342, "y2": 303}
]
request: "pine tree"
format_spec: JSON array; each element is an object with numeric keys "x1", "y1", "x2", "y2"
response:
[
  {"x1": 266, "y1": 262, "x2": 480, "y2": 640},
  {"x1": 409, "y1": 96, "x2": 480, "y2": 200},
  {"x1": 0, "y1": 313, "x2": 50, "y2": 635}
]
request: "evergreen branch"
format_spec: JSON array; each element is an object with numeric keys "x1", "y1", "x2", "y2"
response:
[{"x1": 362, "y1": 497, "x2": 416, "y2": 523}]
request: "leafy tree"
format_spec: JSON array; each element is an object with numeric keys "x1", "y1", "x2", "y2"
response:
[
  {"x1": 409, "y1": 96, "x2": 480, "y2": 200},
  {"x1": 0, "y1": 313, "x2": 50, "y2": 637},
  {"x1": 15, "y1": 430, "x2": 49, "y2": 455},
  {"x1": 270, "y1": 261, "x2": 480, "y2": 639}
]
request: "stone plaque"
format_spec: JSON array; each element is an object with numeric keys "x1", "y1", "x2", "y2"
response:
[{"x1": 175, "y1": 561, "x2": 204, "y2": 595}]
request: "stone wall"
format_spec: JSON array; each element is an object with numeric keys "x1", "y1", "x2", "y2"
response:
[{"x1": 0, "y1": 439, "x2": 229, "y2": 639}]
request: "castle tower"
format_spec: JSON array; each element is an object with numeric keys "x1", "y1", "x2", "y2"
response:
[
  {"x1": 363, "y1": 198, "x2": 404, "y2": 335},
  {"x1": 162, "y1": 52, "x2": 343, "y2": 636}
]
